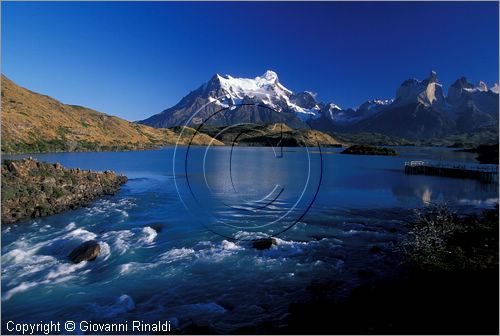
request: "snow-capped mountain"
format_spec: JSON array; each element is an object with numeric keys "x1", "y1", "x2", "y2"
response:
[
  {"x1": 139, "y1": 70, "x2": 498, "y2": 139},
  {"x1": 138, "y1": 70, "x2": 325, "y2": 128},
  {"x1": 491, "y1": 83, "x2": 499, "y2": 94}
]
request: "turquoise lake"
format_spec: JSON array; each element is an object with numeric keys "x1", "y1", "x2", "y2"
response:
[{"x1": 2, "y1": 146, "x2": 498, "y2": 333}]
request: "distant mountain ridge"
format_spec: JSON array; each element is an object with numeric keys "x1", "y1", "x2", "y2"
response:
[
  {"x1": 139, "y1": 70, "x2": 499, "y2": 139},
  {"x1": 333, "y1": 71, "x2": 499, "y2": 138},
  {"x1": 1, "y1": 75, "x2": 342, "y2": 153}
]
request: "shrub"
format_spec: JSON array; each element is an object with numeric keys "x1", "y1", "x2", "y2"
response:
[
  {"x1": 402, "y1": 203, "x2": 498, "y2": 271},
  {"x1": 52, "y1": 188, "x2": 65, "y2": 198}
]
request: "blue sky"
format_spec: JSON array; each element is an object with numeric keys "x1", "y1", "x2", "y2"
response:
[{"x1": 2, "y1": 1, "x2": 498, "y2": 121}]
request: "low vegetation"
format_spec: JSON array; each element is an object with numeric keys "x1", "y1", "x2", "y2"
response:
[
  {"x1": 402, "y1": 203, "x2": 499, "y2": 271},
  {"x1": 421, "y1": 126, "x2": 499, "y2": 148},
  {"x1": 1, "y1": 158, "x2": 128, "y2": 223},
  {"x1": 201, "y1": 123, "x2": 343, "y2": 147},
  {"x1": 332, "y1": 127, "x2": 498, "y2": 148},
  {"x1": 1, "y1": 75, "x2": 222, "y2": 154},
  {"x1": 332, "y1": 132, "x2": 414, "y2": 146}
]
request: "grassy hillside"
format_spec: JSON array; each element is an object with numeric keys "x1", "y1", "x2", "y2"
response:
[
  {"x1": 1, "y1": 75, "x2": 221, "y2": 153},
  {"x1": 331, "y1": 127, "x2": 498, "y2": 148},
  {"x1": 201, "y1": 123, "x2": 344, "y2": 147}
]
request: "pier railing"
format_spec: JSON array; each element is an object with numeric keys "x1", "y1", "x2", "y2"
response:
[{"x1": 404, "y1": 160, "x2": 498, "y2": 182}]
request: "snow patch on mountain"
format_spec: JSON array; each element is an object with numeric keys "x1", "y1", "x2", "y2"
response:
[
  {"x1": 209, "y1": 70, "x2": 325, "y2": 120},
  {"x1": 326, "y1": 99, "x2": 392, "y2": 125},
  {"x1": 216, "y1": 70, "x2": 292, "y2": 100},
  {"x1": 463, "y1": 81, "x2": 490, "y2": 93},
  {"x1": 491, "y1": 83, "x2": 499, "y2": 94},
  {"x1": 139, "y1": 69, "x2": 498, "y2": 133}
]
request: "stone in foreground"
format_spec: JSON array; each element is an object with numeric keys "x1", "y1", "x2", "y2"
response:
[
  {"x1": 252, "y1": 238, "x2": 277, "y2": 250},
  {"x1": 68, "y1": 240, "x2": 101, "y2": 263}
]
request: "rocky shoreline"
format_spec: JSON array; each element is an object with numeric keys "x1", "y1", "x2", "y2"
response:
[
  {"x1": 341, "y1": 144, "x2": 398, "y2": 156},
  {"x1": 1, "y1": 158, "x2": 127, "y2": 224}
]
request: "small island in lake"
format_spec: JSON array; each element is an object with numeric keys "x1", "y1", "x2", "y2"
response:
[
  {"x1": 1, "y1": 158, "x2": 127, "y2": 224},
  {"x1": 341, "y1": 144, "x2": 398, "y2": 156}
]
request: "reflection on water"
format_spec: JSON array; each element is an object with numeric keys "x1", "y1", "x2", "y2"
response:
[
  {"x1": 2, "y1": 146, "x2": 497, "y2": 332},
  {"x1": 421, "y1": 187, "x2": 432, "y2": 204},
  {"x1": 178, "y1": 146, "x2": 323, "y2": 239}
]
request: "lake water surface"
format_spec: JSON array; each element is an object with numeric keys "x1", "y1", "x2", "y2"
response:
[{"x1": 2, "y1": 146, "x2": 498, "y2": 333}]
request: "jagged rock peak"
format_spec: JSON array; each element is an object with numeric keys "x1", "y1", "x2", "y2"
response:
[
  {"x1": 491, "y1": 83, "x2": 499, "y2": 94},
  {"x1": 451, "y1": 76, "x2": 473, "y2": 89},
  {"x1": 477, "y1": 81, "x2": 488, "y2": 92},
  {"x1": 429, "y1": 70, "x2": 438, "y2": 83}
]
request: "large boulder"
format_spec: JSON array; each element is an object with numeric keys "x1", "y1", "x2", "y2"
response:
[
  {"x1": 68, "y1": 240, "x2": 101, "y2": 263},
  {"x1": 252, "y1": 238, "x2": 277, "y2": 250}
]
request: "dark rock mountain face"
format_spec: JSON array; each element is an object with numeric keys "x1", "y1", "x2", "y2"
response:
[
  {"x1": 139, "y1": 70, "x2": 499, "y2": 139},
  {"x1": 290, "y1": 91, "x2": 317, "y2": 109},
  {"x1": 313, "y1": 72, "x2": 498, "y2": 139},
  {"x1": 323, "y1": 72, "x2": 498, "y2": 138},
  {"x1": 352, "y1": 103, "x2": 454, "y2": 138},
  {"x1": 447, "y1": 77, "x2": 499, "y2": 132}
]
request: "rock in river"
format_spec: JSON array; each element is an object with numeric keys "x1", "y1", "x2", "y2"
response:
[
  {"x1": 68, "y1": 241, "x2": 101, "y2": 263},
  {"x1": 252, "y1": 238, "x2": 277, "y2": 250}
]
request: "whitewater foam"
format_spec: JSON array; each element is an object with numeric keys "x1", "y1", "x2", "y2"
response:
[
  {"x1": 90, "y1": 294, "x2": 136, "y2": 318},
  {"x1": 138, "y1": 227, "x2": 157, "y2": 245},
  {"x1": 63, "y1": 228, "x2": 97, "y2": 242},
  {"x1": 159, "y1": 248, "x2": 196, "y2": 262},
  {"x1": 102, "y1": 230, "x2": 134, "y2": 255},
  {"x1": 46, "y1": 261, "x2": 88, "y2": 280}
]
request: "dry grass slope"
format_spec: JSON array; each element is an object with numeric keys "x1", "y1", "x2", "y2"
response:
[
  {"x1": 1, "y1": 75, "x2": 222, "y2": 153},
  {"x1": 201, "y1": 123, "x2": 344, "y2": 147}
]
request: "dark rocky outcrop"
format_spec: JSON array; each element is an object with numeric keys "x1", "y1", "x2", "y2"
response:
[
  {"x1": 475, "y1": 144, "x2": 499, "y2": 164},
  {"x1": 252, "y1": 237, "x2": 277, "y2": 250},
  {"x1": 341, "y1": 145, "x2": 398, "y2": 156},
  {"x1": 1, "y1": 158, "x2": 127, "y2": 223},
  {"x1": 458, "y1": 143, "x2": 499, "y2": 164},
  {"x1": 68, "y1": 240, "x2": 101, "y2": 263},
  {"x1": 369, "y1": 245, "x2": 383, "y2": 254}
]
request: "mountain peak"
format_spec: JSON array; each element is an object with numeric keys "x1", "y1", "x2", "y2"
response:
[
  {"x1": 258, "y1": 70, "x2": 279, "y2": 83},
  {"x1": 477, "y1": 81, "x2": 488, "y2": 92},
  {"x1": 451, "y1": 76, "x2": 473, "y2": 89},
  {"x1": 491, "y1": 83, "x2": 499, "y2": 94},
  {"x1": 429, "y1": 70, "x2": 438, "y2": 83},
  {"x1": 395, "y1": 72, "x2": 444, "y2": 107}
]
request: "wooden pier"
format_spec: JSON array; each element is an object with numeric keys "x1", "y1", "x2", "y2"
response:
[{"x1": 404, "y1": 160, "x2": 499, "y2": 183}]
